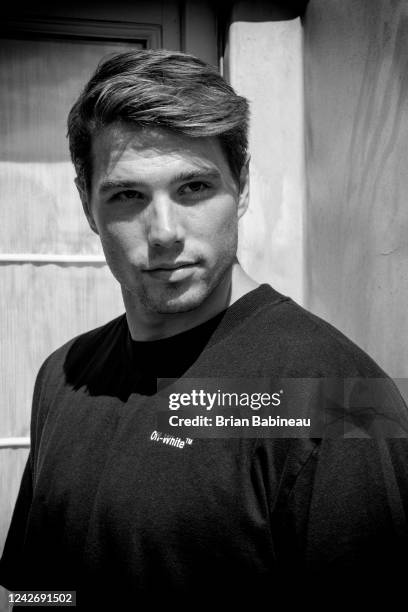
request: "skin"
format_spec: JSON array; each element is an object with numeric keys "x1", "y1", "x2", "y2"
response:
[{"x1": 77, "y1": 123, "x2": 258, "y2": 340}]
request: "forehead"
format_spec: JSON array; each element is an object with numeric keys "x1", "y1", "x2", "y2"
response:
[{"x1": 90, "y1": 123, "x2": 233, "y2": 187}]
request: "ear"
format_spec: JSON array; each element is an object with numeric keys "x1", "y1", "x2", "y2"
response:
[
  {"x1": 75, "y1": 177, "x2": 99, "y2": 235},
  {"x1": 237, "y1": 155, "x2": 250, "y2": 220}
]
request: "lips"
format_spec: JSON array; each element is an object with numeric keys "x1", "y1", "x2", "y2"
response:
[
  {"x1": 144, "y1": 262, "x2": 198, "y2": 281},
  {"x1": 147, "y1": 262, "x2": 195, "y2": 272}
]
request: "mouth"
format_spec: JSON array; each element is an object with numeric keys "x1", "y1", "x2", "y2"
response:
[
  {"x1": 144, "y1": 262, "x2": 198, "y2": 281},
  {"x1": 148, "y1": 262, "x2": 196, "y2": 272}
]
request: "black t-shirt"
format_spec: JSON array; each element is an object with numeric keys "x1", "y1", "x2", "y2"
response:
[{"x1": 2, "y1": 284, "x2": 408, "y2": 607}]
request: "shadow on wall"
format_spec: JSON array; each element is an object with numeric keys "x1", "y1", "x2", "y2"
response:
[{"x1": 222, "y1": 0, "x2": 309, "y2": 22}]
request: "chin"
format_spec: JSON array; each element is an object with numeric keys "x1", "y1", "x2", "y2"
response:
[{"x1": 140, "y1": 280, "x2": 214, "y2": 314}]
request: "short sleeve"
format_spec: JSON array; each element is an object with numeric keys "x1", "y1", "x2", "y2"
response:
[
  {"x1": 268, "y1": 374, "x2": 408, "y2": 595},
  {"x1": 276, "y1": 437, "x2": 408, "y2": 590},
  {"x1": 0, "y1": 455, "x2": 33, "y2": 589},
  {"x1": 0, "y1": 356, "x2": 52, "y2": 590}
]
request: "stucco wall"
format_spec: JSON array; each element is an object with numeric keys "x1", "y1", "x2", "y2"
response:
[
  {"x1": 304, "y1": 0, "x2": 408, "y2": 379},
  {"x1": 225, "y1": 2, "x2": 305, "y2": 304}
]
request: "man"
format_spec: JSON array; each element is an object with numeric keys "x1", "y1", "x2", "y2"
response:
[{"x1": 1, "y1": 49, "x2": 408, "y2": 607}]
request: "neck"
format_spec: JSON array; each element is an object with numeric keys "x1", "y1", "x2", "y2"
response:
[{"x1": 124, "y1": 261, "x2": 259, "y2": 341}]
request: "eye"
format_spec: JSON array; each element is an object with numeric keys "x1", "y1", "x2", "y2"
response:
[
  {"x1": 180, "y1": 181, "x2": 211, "y2": 196},
  {"x1": 114, "y1": 190, "x2": 145, "y2": 202}
]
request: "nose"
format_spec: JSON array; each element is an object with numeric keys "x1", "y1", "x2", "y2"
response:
[{"x1": 146, "y1": 195, "x2": 183, "y2": 249}]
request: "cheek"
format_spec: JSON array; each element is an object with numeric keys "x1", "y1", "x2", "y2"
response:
[
  {"x1": 97, "y1": 222, "x2": 146, "y2": 268},
  {"x1": 98, "y1": 219, "x2": 143, "y2": 247},
  {"x1": 189, "y1": 203, "x2": 238, "y2": 267},
  {"x1": 198, "y1": 200, "x2": 238, "y2": 243},
  {"x1": 195, "y1": 195, "x2": 238, "y2": 232}
]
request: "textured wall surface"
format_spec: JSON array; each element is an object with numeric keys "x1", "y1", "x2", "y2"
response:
[
  {"x1": 304, "y1": 0, "x2": 408, "y2": 378},
  {"x1": 226, "y1": 2, "x2": 305, "y2": 304}
]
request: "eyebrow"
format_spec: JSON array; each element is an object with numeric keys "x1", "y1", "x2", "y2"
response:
[
  {"x1": 98, "y1": 179, "x2": 144, "y2": 195},
  {"x1": 97, "y1": 169, "x2": 221, "y2": 195},
  {"x1": 171, "y1": 169, "x2": 221, "y2": 183}
]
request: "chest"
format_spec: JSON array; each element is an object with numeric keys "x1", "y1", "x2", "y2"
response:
[{"x1": 31, "y1": 389, "x2": 276, "y2": 571}]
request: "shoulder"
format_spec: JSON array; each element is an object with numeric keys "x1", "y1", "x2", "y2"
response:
[
  {"x1": 238, "y1": 284, "x2": 387, "y2": 377},
  {"x1": 35, "y1": 313, "x2": 127, "y2": 391},
  {"x1": 30, "y1": 314, "x2": 127, "y2": 448}
]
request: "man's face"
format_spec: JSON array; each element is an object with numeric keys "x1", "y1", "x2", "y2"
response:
[{"x1": 80, "y1": 124, "x2": 248, "y2": 314}]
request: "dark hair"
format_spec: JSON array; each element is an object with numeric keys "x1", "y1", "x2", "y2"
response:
[{"x1": 67, "y1": 49, "x2": 250, "y2": 189}]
